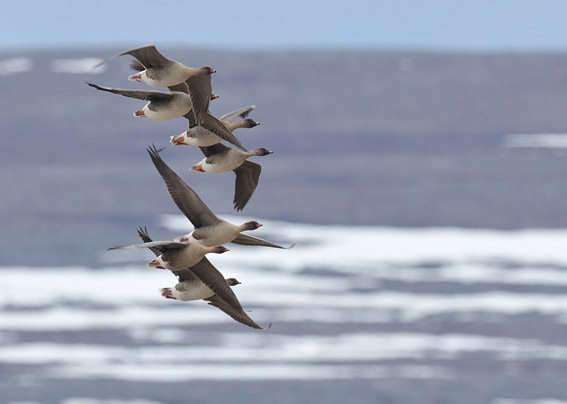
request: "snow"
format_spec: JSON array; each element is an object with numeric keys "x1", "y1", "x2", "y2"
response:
[
  {"x1": 0, "y1": 57, "x2": 33, "y2": 75},
  {"x1": 49, "y1": 58, "x2": 106, "y2": 73}
]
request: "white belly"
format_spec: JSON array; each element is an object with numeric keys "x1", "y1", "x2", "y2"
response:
[
  {"x1": 142, "y1": 103, "x2": 190, "y2": 121},
  {"x1": 174, "y1": 126, "x2": 222, "y2": 146},
  {"x1": 202, "y1": 158, "x2": 242, "y2": 173},
  {"x1": 173, "y1": 281, "x2": 215, "y2": 301},
  {"x1": 141, "y1": 69, "x2": 191, "y2": 88}
]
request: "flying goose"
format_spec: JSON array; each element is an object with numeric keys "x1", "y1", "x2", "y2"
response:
[
  {"x1": 87, "y1": 72, "x2": 215, "y2": 126},
  {"x1": 87, "y1": 75, "x2": 216, "y2": 124},
  {"x1": 147, "y1": 144, "x2": 293, "y2": 245},
  {"x1": 190, "y1": 143, "x2": 272, "y2": 210},
  {"x1": 87, "y1": 83, "x2": 245, "y2": 150},
  {"x1": 170, "y1": 106, "x2": 259, "y2": 147},
  {"x1": 138, "y1": 227, "x2": 269, "y2": 330},
  {"x1": 223, "y1": 118, "x2": 260, "y2": 132},
  {"x1": 108, "y1": 235, "x2": 229, "y2": 271},
  {"x1": 192, "y1": 144, "x2": 273, "y2": 174},
  {"x1": 219, "y1": 106, "x2": 260, "y2": 132},
  {"x1": 87, "y1": 82, "x2": 195, "y2": 121},
  {"x1": 97, "y1": 44, "x2": 215, "y2": 88},
  {"x1": 163, "y1": 82, "x2": 247, "y2": 150}
]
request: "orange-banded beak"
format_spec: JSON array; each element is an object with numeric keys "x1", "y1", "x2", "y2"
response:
[
  {"x1": 134, "y1": 110, "x2": 145, "y2": 117},
  {"x1": 128, "y1": 73, "x2": 142, "y2": 81},
  {"x1": 191, "y1": 165, "x2": 205, "y2": 172},
  {"x1": 148, "y1": 259, "x2": 165, "y2": 269},
  {"x1": 170, "y1": 135, "x2": 186, "y2": 145}
]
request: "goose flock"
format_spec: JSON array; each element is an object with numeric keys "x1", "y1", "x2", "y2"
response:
[{"x1": 91, "y1": 45, "x2": 294, "y2": 329}]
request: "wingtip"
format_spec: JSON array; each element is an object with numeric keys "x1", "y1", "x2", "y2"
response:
[{"x1": 146, "y1": 143, "x2": 160, "y2": 158}]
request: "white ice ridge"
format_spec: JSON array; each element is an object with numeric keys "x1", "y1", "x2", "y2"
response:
[
  {"x1": 50, "y1": 58, "x2": 106, "y2": 73},
  {"x1": 0, "y1": 57, "x2": 33, "y2": 75},
  {"x1": 160, "y1": 214, "x2": 567, "y2": 267},
  {"x1": 504, "y1": 133, "x2": 567, "y2": 149}
]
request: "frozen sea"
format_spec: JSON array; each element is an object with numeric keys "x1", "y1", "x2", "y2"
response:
[{"x1": 1, "y1": 215, "x2": 567, "y2": 404}]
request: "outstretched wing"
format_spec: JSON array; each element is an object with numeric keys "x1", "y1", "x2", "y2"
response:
[
  {"x1": 108, "y1": 240, "x2": 186, "y2": 252},
  {"x1": 184, "y1": 112, "x2": 247, "y2": 151},
  {"x1": 205, "y1": 295, "x2": 270, "y2": 330},
  {"x1": 185, "y1": 257, "x2": 241, "y2": 309},
  {"x1": 186, "y1": 74, "x2": 212, "y2": 125},
  {"x1": 120, "y1": 44, "x2": 172, "y2": 68},
  {"x1": 137, "y1": 226, "x2": 163, "y2": 257},
  {"x1": 96, "y1": 44, "x2": 172, "y2": 68},
  {"x1": 231, "y1": 233, "x2": 295, "y2": 249},
  {"x1": 146, "y1": 145, "x2": 218, "y2": 228},
  {"x1": 233, "y1": 161, "x2": 261, "y2": 211},
  {"x1": 219, "y1": 106, "x2": 255, "y2": 122},
  {"x1": 87, "y1": 83, "x2": 172, "y2": 101},
  {"x1": 188, "y1": 258, "x2": 269, "y2": 330}
]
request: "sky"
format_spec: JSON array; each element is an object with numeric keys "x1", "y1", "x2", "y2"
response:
[{"x1": 2, "y1": 0, "x2": 567, "y2": 52}]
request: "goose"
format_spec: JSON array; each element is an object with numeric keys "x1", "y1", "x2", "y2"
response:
[
  {"x1": 108, "y1": 236, "x2": 229, "y2": 271},
  {"x1": 126, "y1": 59, "x2": 216, "y2": 125},
  {"x1": 162, "y1": 83, "x2": 247, "y2": 150},
  {"x1": 147, "y1": 144, "x2": 293, "y2": 245},
  {"x1": 87, "y1": 70, "x2": 215, "y2": 125},
  {"x1": 219, "y1": 106, "x2": 260, "y2": 132},
  {"x1": 190, "y1": 144, "x2": 272, "y2": 210},
  {"x1": 87, "y1": 82, "x2": 195, "y2": 122},
  {"x1": 97, "y1": 44, "x2": 215, "y2": 89},
  {"x1": 138, "y1": 227, "x2": 269, "y2": 330},
  {"x1": 87, "y1": 83, "x2": 246, "y2": 150},
  {"x1": 192, "y1": 144, "x2": 273, "y2": 173},
  {"x1": 170, "y1": 106, "x2": 259, "y2": 147}
]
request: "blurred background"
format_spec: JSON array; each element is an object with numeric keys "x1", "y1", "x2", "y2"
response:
[{"x1": 2, "y1": 1, "x2": 567, "y2": 403}]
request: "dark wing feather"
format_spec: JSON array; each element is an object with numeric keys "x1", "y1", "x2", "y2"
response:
[
  {"x1": 168, "y1": 82, "x2": 189, "y2": 93},
  {"x1": 185, "y1": 257, "x2": 242, "y2": 310},
  {"x1": 204, "y1": 295, "x2": 268, "y2": 330},
  {"x1": 169, "y1": 268, "x2": 201, "y2": 283},
  {"x1": 130, "y1": 60, "x2": 145, "y2": 72},
  {"x1": 137, "y1": 226, "x2": 162, "y2": 257},
  {"x1": 200, "y1": 114, "x2": 247, "y2": 151},
  {"x1": 146, "y1": 145, "x2": 218, "y2": 228},
  {"x1": 108, "y1": 240, "x2": 186, "y2": 252},
  {"x1": 87, "y1": 83, "x2": 172, "y2": 101},
  {"x1": 120, "y1": 44, "x2": 172, "y2": 68},
  {"x1": 232, "y1": 161, "x2": 261, "y2": 211},
  {"x1": 199, "y1": 143, "x2": 230, "y2": 157},
  {"x1": 185, "y1": 74, "x2": 212, "y2": 125},
  {"x1": 231, "y1": 233, "x2": 295, "y2": 249},
  {"x1": 219, "y1": 106, "x2": 255, "y2": 122},
  {"x1": 182, "y1": 109, "x2": 198, "y2": 128}
]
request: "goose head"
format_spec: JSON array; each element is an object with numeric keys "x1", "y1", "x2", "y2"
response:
[
  {"x1": 254, "y1": 148, "x2": 273, "y2": 156},
  {"x1": 242, "y1": 221, "x2": 263, "y2": 231},
  {"x1": 226, "y1": 278, "x2": 241, "y2": 286}
]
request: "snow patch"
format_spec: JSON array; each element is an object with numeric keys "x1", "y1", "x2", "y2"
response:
[{"x1": 50, "y1": 58, "x2": 106, "y2": 74}]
